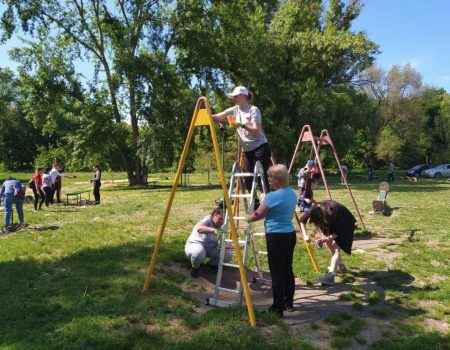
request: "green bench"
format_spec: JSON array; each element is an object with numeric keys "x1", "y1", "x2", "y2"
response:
[{"x1": 66, "y1": 189, "x2": 91, "y2": 205}]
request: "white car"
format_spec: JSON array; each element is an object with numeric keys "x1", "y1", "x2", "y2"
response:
[{"x1": 422, "y1": 164, "x2": 450, "y2": 178}]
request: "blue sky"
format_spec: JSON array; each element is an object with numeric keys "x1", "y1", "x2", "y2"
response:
[
  {"x1": 352, "y1": 0, "x2": 450, "y2": 92},
  {"x1": 1, "y1": 1, "x2": 449, "y2": 92}
]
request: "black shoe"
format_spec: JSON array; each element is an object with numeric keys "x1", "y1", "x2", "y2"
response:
[
  {"x1": 190, "y1": 267, "x2": 199, "y2": 278},
  {"x1": 206, "y1": 262, "x2": 218, "y2": 271},
  {"x1": 268, "y1": 306, "x2": 284, "y2": 317},
  {"x1": 284, "y1": 304, "x2": 295, "y2": 312}
]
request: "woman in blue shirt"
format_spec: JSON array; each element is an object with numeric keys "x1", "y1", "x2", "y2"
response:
[
  {"x1": 248, "y1": 164, "x2": 297, "y2": 317},
  {"x1": 1, "y1": 177, "x2": 25, "y2": 235}
]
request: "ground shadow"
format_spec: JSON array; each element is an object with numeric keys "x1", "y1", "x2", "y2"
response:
[{"x1": 28, "y1": 225, "x2": 60, "y2": 232}]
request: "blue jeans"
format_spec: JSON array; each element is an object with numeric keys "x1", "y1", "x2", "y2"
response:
[{"x1": 3, "y1": 193, "x2": 24, "y2": 227}]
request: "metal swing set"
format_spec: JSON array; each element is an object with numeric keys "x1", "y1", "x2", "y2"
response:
[{"x1": 142, "y1": 97, "x2": 365, "y2": 327}]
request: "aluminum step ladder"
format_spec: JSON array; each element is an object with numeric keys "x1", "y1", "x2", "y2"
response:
[{"x1": 207, "y1": 161, "x2": 270, "y2": 308}]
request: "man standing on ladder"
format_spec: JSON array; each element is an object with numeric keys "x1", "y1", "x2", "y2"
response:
[{"x1": 212, "y1": 86, "x2": 272, "y2": 204}]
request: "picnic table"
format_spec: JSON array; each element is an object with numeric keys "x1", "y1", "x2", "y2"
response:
[{"x1": 66, "y1": 188, "x2": 91, "y2": 205}]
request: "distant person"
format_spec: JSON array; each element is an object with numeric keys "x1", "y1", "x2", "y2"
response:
[
  {"x1": 1, "y1": 177, "x2": 25, "y2": 235},
  {"x1": 388, "y1": 162, "x2": 395, "y2": 182},
  {"x1": 31, "y1": 167, "x2": 45, "y2": 211},
  {"x1": 212, "y1": 86, "x2": 272, "y2": 196},
  {"x1": 248, "y1": 164, "x2": 297, "y2": 317},
  {"x1": 300, "y1": 200, "x2": 357, "y2": 285},
  {"x1": 41, "y1": 167, "x2": 53, "y2": 208},
  {"x1": 184, "y1": 205, "x2": 232, "y2": 278},
  {"x1": 298, "y1": 178, "x2": 318, "y2": 212},
  {"x1": 298, "y1": 160, "x2": 315, "y2": 199},
  {"x1": 340, "y1": 164, "x2": 348, "y2": 185},
  {"x1": 50, "y1": 163, "x2": 76, "y2": 204},
  {"x1": 91, "y1": 165, "x2": 102, "y2": 204},
  {"x1": 368, "y1": 164, "x2": 374, "y2": 181}
]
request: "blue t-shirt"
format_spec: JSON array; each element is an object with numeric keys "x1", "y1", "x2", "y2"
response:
[{"x1": 263, "y1": 187, "x2": 297, "y2": 233}]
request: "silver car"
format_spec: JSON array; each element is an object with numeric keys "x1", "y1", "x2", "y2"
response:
[{"x1": 422, "y1": 164, "x2": 450, "y2": 178}]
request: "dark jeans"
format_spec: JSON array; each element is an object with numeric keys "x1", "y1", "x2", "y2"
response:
[
  {"x1": 43, "y1": 187, "x2": 52, "y2": 207},
  {"x1": 93, "y1": 181, "x2": 101, "y2": 203},
  {"x1": 32, "y1": 186, "x2": 45, "y2": 210},
  {"x1": 388, "y1": 172, "x2": 394, "y2": 181},
  {"x1": 243, "y1": 142, "x2": 271, "y2": 193},
  {"x1": 54, "y1": 182, "x2": 62, "y2": 203},
  {"x1": 266, "y1": 231, "x2": 297, "y2": 314},
  {"x1": 50, "y1": 184, "x2": 55, "y2": 204}
]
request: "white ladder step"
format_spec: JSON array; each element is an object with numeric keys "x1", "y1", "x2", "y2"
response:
[
  {"x1": 253, "y1": 232, "x2": 265, "y2": 236},
  {"x1": 217, "y1": 287, "x2": 240, "y2": 294},
  {"x1": 231, "y1": 194, "x2": 253, "y2": 199},
  {"x1": 222, "y1": 262, "x2": 239, "y2": 268},
  {"x1": 256, "y1": 251, "x2": 268, "y2": 255},
  {"x1": 231, "y1": 216, "x2": 247, "y2": 221},
  {"x1": 234, "y1": 173, "x2": 258, "y2": 177},
  {"x1": 224, "y1": 239, "x2": 247, "y2": 245}
]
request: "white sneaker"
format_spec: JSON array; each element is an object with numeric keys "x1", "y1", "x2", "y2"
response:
[{"x1": 318, "y1": 273, "x2": 335, "y2": 285}]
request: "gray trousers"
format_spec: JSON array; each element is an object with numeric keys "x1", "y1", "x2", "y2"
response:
[{"x1": 185, "y1": 242, "x2": 232, "y2": 268}]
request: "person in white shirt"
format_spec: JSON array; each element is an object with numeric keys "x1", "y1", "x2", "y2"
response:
[
  {"x1": 212, "y1": 86, "x2": 272, "y2": 199},
  {"x1": 49, "y1": 163, "x2": 75, "y2": 204}
]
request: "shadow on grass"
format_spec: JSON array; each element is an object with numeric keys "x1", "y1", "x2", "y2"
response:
[
  {"x1": 105, "y1": 183, "x2": 223, "y2": 193},
  {"x1": 28, "y1": 225, "x2": 60, "y2": 232},
  {"x1": 0, "y1": 242, "x2": 291, "y2": 349}
]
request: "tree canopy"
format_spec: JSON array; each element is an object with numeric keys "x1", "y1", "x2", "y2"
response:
[{"x1": 0, "y1": 0, "x2": 449, "y2": 176}]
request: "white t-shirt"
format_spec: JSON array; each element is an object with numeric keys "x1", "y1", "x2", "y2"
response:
[
  {"x1": 186, "y1": 215, "x2": 219, "y2": 249},
  {"x1": 50, "y1": 168, "x2": 64, "y2": 184},
  {"x1": 42, "y1": 174, "x2": 52, "y2": 188},
  {"x1": 224, "y1": 105, "x2": 268, "y2": 152}
]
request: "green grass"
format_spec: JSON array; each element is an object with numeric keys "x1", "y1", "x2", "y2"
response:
[{"x1": 1, "y1": 171, "x2": 449, "y2": 349}]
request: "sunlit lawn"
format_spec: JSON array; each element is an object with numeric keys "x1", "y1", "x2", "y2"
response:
[{"x1": 0, "y1": 170, "x2": 449, "y2": 349}]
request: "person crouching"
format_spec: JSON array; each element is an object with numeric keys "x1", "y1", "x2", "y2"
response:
[{"x1": 185, "y1": 205, "x2": 232, "y2": 278}]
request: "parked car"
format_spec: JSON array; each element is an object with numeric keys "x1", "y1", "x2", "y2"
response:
[
  {"x1": 403, "y1": 164, "x2": 433, "y2": 177},
  {"x1": 422, "y1": 164, "x2": 450, "y2": 178}
]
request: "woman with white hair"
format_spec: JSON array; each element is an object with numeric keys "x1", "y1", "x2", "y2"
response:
[
  {"x1": 212, "y1": 86, "x2": 272, "y2": 193},
  {"x1": 247, "y1": 164, "x2": 297, "y2": 317}
]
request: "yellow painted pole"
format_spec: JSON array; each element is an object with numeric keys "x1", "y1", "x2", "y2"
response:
[
  {"x1": 294, "y1": 213, "x2": 320, "y2": 273},
  {"x1": 142, "y1": 99, "x2": 202, "y2": 292},
  {"x1": 207, "y1": 105, "x2": 257, "y2": 327}
]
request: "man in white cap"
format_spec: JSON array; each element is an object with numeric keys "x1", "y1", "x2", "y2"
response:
[{"x1": 212, "y1": 86, "x2": 272, "y2": 197}]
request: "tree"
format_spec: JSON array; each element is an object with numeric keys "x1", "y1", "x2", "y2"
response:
[
  {"x1": 1, "y1": 0, "x2": 194, "y2": 184},
  {"x1": 173, "y1": 0, "x2": 378, "y2": 163},
  {"x1": 359, "y1": 64, "x2": 433, "y2": 166}
]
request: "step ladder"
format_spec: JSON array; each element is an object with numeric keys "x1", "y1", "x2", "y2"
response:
[{"x1": 207, "y1": 161, "x2": 270, "y2": 308}]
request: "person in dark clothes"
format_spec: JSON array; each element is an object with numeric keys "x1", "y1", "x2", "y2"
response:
[
  {"x1": 32, "y1": 167, "x2": 45, "y2": 210},
  {"x1": 298, "y1": 178, "x2": 318, "y2": 212},
  {"x1": 91, "y1": 165, "x2": 102, "y2": 204},
  {"x1": 248, "y1": 164, "x2": 297, "y2": 317},
  {"x1": 300, "y1": 200, "x2": 357, "y2": 285}
]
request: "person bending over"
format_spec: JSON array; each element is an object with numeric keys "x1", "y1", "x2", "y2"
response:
[
  {"x1": 1, "y1": 177, "x2": 25, "y2": 234},
  {"x1": 300, "y1": 200, "x2": 357, "y2": 285},
  {"x1": 248, "y1": 164, "x2": 297, "y2": 317},
  {"x1": 185, "y1": 206, "x2": 232, "y2": 278},
  {"x1": 212, "y1": 86, "x2": 272, "y2": 195}
]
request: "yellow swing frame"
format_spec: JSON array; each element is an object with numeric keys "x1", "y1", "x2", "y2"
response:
[{"x1": 142, "y1": 97, "x2": 257, "y2": 327}]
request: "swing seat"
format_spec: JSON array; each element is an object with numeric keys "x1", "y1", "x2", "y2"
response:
[{"x1": 372, "y1": 182, "x2": 389, "y2": 214}]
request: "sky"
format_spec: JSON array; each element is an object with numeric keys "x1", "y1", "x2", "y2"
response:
[
  {"x1": 351, "y1": 0, "x2": 450, "y2": 92},
  {"x1": 1, "y1": 0, "x2": 450, "y2": 92}
]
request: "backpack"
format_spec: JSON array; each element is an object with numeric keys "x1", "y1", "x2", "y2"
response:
[
  {"x1": 29, "y1": 179, "x2": 35, "y2": 189},
  {"x1": 14, "y1": 186, "x2": 26, "y2": 202}
]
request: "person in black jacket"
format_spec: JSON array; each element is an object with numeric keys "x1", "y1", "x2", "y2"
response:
[{"x1": 300, "y1": 200, "x2": 357, "y2": 285}]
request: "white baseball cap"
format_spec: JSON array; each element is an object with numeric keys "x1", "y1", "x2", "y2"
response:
[{"x1": 227, "y1": 86, "x2": 249, "y2": 98}]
